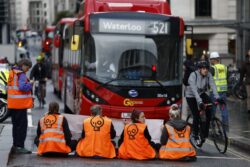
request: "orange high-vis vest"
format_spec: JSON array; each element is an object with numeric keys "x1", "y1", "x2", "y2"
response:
[
  {"x1": 7, "y1": 69, "x2": 33, "y2": 109},
  {"x1": 37, "y1": 114, "x2": 71, "y2": 155},
  {"x1": 118, "y1": 123, "x2": 156, "y2": 160},
  {"x1": 76, "y1": 116, "x2": 116, "y2": 158},
  {"x1": 159, "y1": 124, "x2": 196, "y2": 160}
]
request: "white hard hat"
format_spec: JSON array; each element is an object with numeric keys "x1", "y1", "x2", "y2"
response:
[{"x1": 210, "y1": 52, "x2": 220, "y2": 59}]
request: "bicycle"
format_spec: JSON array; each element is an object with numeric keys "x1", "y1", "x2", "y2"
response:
[
  {"x1": 186, "y1": 102, "x2": 228, "y2": 154},
  {"x1": 34, "y1": 79, "x2": 46, "y2": 108}
]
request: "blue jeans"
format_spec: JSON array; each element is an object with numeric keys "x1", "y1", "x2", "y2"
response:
[{"x1": 210, "y1": 92, "x2": 229, "y2": 130}]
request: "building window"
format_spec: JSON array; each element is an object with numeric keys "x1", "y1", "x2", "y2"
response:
[
  {"x1": 44, "y1": 11, "x2": 47, "y2": 16},
  {"x1": 37, "y1": 18, "x2": 40, "y2": 22},
  {"x1": 37, "y1": 10, "x2": 39, "y2": 15},
  {"x1": 37, "y1": 3, "x2": 39, "y2": 8},
  {"x1": 44, "y1": 3, "x2": 46, "y2": 8},
  {"x1": 195, "y1": 0, "x2": 211, "y2": 17}
]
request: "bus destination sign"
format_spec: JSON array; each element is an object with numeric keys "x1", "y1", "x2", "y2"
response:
[{"x1": 98, "y1": 19, "x2": 169, "y2": 35}]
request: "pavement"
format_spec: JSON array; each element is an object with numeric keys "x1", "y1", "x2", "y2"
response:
[{"x1": 0, "y1": 96, "x2": 250, "y2": 167}]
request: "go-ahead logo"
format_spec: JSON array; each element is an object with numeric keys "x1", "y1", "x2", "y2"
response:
[
  {"x1": 123, "y1": 98, "x2": 143, "y2": 106},
  {"x1": 128, "y1": 89, "x2": 138, "y2": 97}
]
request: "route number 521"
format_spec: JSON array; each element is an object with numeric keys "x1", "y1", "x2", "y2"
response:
[{"x1": 151, "y1": 22, "x2": 169, "y2": 34}]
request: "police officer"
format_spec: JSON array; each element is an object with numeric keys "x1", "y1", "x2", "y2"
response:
[
  {"x1": 0, "y1": 63, "x2": 9, "y2": 99},
  {"x1": 210, "y1": 52, "x2": 228, "y2": 131},
  {"x1": 76, "y1": 105, "x2": 116, "y2": 158},
  {"x1": 8, "y1": 59, "x2": 33, "y2": 154}
]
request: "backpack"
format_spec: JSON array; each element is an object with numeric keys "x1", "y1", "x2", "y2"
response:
[{"x1": 183, "y1": 60, "x2": 196, "y2": 86}]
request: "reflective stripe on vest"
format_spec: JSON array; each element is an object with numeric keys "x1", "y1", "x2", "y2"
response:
[
  {"x1": 39, "y1": 138, "x2": 66, "y2": 143},
  {"x1": 160, "y1": 147, "x2": 193, "y2": 152},
  {"x1": 41, "y1": 129, "x2": 64, "y2": 135},
  {"x1": 213, "y1": 64, "x2": 227, "y2": 92},
  {"x1": 8, "y1": 94, "x2": 33, "y2": 98}
]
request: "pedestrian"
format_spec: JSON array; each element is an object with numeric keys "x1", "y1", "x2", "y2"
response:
[
  {"x1": 159, "y1": 104, "x2": 196, "y2": 161},
  {"x1": 8, "y1": 59, "x2": 33, "y2": 154},
  {"x1": 118, "y1": 109, "x2": 159, "y2": 160},
  {"x1": 35, "y1": 102, "x2": 77, "y2": 156},
  {"x1": 76, "y1": 105, "x2": 116, "y2": 158},
  {"x1": 210, "y1": 52, "x2": 229, "y2": 130},
  {"x1": 240, "y1": 49, "x2": 250, "y2": 113}
]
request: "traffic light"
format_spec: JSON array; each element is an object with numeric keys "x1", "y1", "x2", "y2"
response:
[{"x1": 186, "y1": 38, "x2": 193, "y2": 55}]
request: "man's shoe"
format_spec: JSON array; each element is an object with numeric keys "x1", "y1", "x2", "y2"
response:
[
  {"x1": 42, "y1": 99, "x2": 46, "y2": 105},
  {"x1": 13, "y1": 147, "x2": 31, "y2": 154},
  {"x1": 193, "y1": 136, "x2": 202, "y2": 147}
]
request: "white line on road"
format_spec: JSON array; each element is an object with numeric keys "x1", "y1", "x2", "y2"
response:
[
  {"x1": 197, "y1": 156, "x2": 242, "y2": 160},
  {"x1": 28, "y1": 115, "x2": 33, "y2": 127},
  {"x1": 28, "y1": 109, "x2": 31, "y2": 113}
]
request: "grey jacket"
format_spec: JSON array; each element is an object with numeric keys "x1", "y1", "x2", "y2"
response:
[{"x1": 185, "y1": 70, "x2": 219, "y2": 103}]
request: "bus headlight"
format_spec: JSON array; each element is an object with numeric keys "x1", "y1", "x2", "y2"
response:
[{"x1": 82, "y1": 86, "x2": 107, "y2": 104}]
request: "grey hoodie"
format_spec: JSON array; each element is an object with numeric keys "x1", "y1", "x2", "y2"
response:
[{"x1": 185, "y1": 70, "x2": 219, "y2": 103}]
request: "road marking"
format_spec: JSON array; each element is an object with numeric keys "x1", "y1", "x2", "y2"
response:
[
  {"x1": 28, "y1": 109, "x2": 31, "y2": 113},
  {"x1": 204, "y1": 139, "x2": 250, "y2": 161},
  {"x1": 243, "y1": 130, "x2": 250, "y2": 133},
  {"x1": 197, "y1": 156, "x2": 242, "y2": 160},
  {"x1": 28, "y1": 115, "x2": 33, "y2": 127}
]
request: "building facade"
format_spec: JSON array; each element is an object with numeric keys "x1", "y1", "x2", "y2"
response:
[
  {"x1": 0, "y1": 0, "x2": 10, "y2": 44},
  {"x1": 28, "y1": 0, "x2": 77, "y2": 32},
  {"x1": 171, "y1": 0, "x2": 237, "y2": 65},
  {"x1": 236, "y1": 0, "x2": 250, "y2": 65}
]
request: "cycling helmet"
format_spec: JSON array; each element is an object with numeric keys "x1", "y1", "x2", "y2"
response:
[
  {"x1": 197, "y1": 61, "x2": 209, "y2": 69},
  {"x1": 36, "y1": 55, "x2": 43, "y2": 61}
]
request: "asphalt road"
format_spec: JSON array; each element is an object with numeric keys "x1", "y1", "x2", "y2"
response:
[{"x1": 4, "y1": 82, "x2": 250, "y2": 167}]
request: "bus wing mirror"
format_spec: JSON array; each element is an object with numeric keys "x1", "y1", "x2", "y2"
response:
[
  {"x1": 54, "y1": 34, "x2": 61, "y2": 48},
  {"x1": 71, "y1": 35, "x2": 80, "y2": 51}
]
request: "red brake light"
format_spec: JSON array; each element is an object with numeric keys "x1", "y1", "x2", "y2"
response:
[{"x1": 152, "y1": 65, "x2": 156, "y2": 72}]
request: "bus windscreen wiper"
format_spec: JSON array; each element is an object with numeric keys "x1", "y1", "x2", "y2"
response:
[
  {"x1": 95, "y1": 78, "x2": 120, "y2": 90},
  {"x1": 141, "y1": 78, "x2": 168, "y2": 94}
]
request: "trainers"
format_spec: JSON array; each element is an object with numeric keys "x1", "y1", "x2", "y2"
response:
[
  {"x1": 13, "y1": 147, "x2": 32, "y2": 154},
  {"x1": 194, "y1": 136, "x2": 202, "y2": 147}
]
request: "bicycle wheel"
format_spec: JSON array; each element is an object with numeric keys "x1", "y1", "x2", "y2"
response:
[{"x1": 211, "y1": 117, "x2": 228, "y2": 153}]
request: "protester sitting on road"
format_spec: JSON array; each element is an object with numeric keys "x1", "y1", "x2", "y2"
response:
[
  {"x1": 8, "y1": 59, "x2": 33, "y2": 154},
  {"x1": 118, "y1": 110, "x2": 159, "y2": 160},
  {"x1": 76, "y1": 105, "x2": 116, "y2": 158},
  {"x1": 35, "y1": 102, "x2": 77, "y2": 156},
  {"x1": 159, "y1": 104, "x2": 196, "y2": 161}
]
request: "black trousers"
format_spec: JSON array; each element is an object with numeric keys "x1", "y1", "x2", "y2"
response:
[
  {"x1": 186, "y1": 93, "x2": 212, "y2": 138},
  {"x1": 10, "y1": 109, "x2": 28, "y2": 148}
]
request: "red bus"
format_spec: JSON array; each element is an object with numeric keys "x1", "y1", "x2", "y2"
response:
[
  {"x1": 42, "y1": 26, "x2": 56, "y2": 54},
  {"x1": 58, "y1": 0, "x2": 184, "y2": 120},
  {"x1": 52, "y1": 18, "x2": 77, "y2": 98}
]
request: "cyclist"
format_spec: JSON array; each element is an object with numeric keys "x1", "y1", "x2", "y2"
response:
[
  {"x1": 185, "y1": 61, "x2": 220, "y2": 147},
  {"x1": 30, "y1": 55, "x2": 47, "y2": 105}
]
